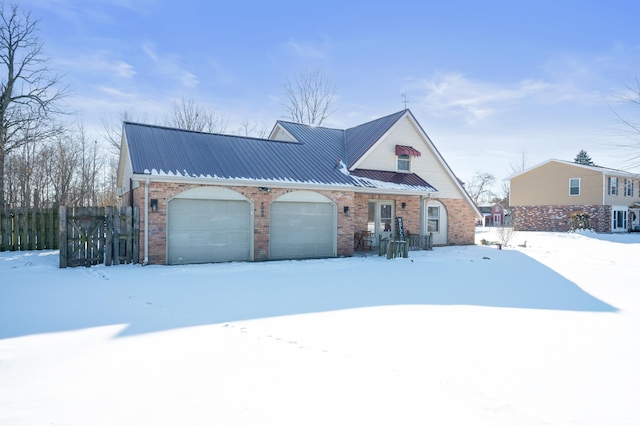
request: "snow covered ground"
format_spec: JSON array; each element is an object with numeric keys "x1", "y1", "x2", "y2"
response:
[{"x1": 1, "y1": 229, "x2": 639, "y2": 425}]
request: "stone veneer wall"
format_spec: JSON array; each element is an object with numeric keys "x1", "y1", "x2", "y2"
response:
[
  {"x1": 512, "y1": 205, "x2": 610, "y2": 233},
  {"x1": 129, "y1": 182, "x2": 356, "y2": 265}
]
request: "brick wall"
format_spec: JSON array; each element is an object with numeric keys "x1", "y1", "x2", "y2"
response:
[
  {"x1": 125, "y1": 183, "x2": 477, "y2": 264},
  {"x1": 129, "y1": 182, "x2": 356, "y2": 264},
  {"x1": 353, "y1": 194, "x2": 477, "y2": 245},
  {"x1": 513, "y1": 205, "x2": 610, "y2": 233},
  {"x1": 441, "y1": 198, "x2": 477, "y2": 245}
]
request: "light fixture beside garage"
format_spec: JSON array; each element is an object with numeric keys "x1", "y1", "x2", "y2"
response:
[
  {"x1": 343, "y1": 206, "x2": 350, "y2": 215},
  {"x1": 258, "y1": 187, "x2": 271, "y2": 192},
  {"x1": 150, "y1": 199, "x2": 158, "y2": 213}
]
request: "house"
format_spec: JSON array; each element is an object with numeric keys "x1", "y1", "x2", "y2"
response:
[
  {"x1": 509, "y1": 159, "x2": 640, "y2": 233},
  {"x1": 477, "y1": 203, "x2": 508, "y2": 227},
  {"x1": 116, "y1": 109, "x2": 481, "y2": 265}
]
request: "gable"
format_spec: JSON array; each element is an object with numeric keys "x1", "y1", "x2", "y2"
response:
[
  {"x1": 355, "y1": 114, "x2": 468, "y2": 200},
  {"x1": 269, "y1": 123, "x2": 298, "y2": 142}
]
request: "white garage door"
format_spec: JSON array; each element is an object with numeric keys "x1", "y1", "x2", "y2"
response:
[
  {"x1": 168, "y1": 198, "x2": 252, "y2": 265},
  {"x1": 270, "y1": 201, "x2": 336, "y2": 260}
]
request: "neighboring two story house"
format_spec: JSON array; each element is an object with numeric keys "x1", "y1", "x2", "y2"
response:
[
  {"x1": 117, "y1": 109, "x2": 481, "y2": 265},
  {"x1": 509, "y1": 159, "x2": 640, "y2": 233}
]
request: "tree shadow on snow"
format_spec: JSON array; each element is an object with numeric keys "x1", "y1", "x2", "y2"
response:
[{"x1": 0, "y1": 247, "x2": 617, "y2": 339}]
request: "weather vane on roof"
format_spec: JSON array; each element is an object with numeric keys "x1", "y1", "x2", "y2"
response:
[{"x1": 401, "y1": 93, "x2": 409, "y2": 110}]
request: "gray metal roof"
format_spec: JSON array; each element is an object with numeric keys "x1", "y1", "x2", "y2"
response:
[
  {"x1": 344, "y1": 110, "x2": 406, "y2": 168},
  {"x1": 124, "y1": 112, "x2": 437, "y2": 192}
]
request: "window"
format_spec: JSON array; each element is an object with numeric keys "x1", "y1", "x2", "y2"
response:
[
  {"x1": 624, "y1": 179, "x2": 634, "y2": 197},
  {"x1": 569, "y1": 178, "x2": 580, "y2": 196},
  {"x1": 397, "y1": 154, "x2": 410, "y2": 172},
  {"x1": 427, "y1": 206, "x2": 439, "y2": 232},
  {"x1": 609, "y1": 177, "x2": 618, "y2": 196}
]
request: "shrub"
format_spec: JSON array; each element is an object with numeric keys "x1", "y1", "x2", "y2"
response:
[
  {"x1": 569, "y1": 212, "x2": 591, "y2": 232},
  {"x1": 496, "y1": 226, "x2": 515, "y2": 247}
]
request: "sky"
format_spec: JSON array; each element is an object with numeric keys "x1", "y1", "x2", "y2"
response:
[{"x1": 18, "y1": 0, "x2": 640, "y2": 190}]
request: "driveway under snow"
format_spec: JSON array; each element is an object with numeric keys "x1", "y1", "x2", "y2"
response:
[{"x1": 1, "y1": 229, "x2": 638, "y2": 425}]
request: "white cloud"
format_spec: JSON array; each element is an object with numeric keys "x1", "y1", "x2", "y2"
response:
[
  {"x1": 56, "y1": 50, "x2": 135, "y2": 79},
  {"x1": 141, "y1": 44, "x2": 199, "y2": 88},
  {"x1": 417, "y1": 72, "x2": 551, "y2": 124},
  {"x1": 282, "y1": 37, "x2": 330, "y2": 59}
]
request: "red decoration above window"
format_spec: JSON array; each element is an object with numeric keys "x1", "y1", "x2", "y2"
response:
[{"x1": 395, "y1": 145, "x2": 421, "y2": 157}]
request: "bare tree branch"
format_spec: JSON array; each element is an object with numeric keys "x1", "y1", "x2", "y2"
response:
[
  {"x1": 467, "y1": 171, "x2": 496, "y2": 205},
  {"x1": 282, "y1": 69, "x2": 337, "y2": 125},
  {"x1": 0, "y1": 3, "x2": 67, "y2": 207},
  {"x1": 164, "y1": 98, "x2": 228, "y2": 133}
]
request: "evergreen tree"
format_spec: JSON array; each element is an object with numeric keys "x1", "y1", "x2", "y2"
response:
[{"x1": 574, "y1": 150, "x2": 595, "y2": 166}]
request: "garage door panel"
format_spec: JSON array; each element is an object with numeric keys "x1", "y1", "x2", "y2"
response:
[
  {"x1": 270, "y1": 201, "x2": 335, "y2": 260},
  {"x1": 168, "y1": 198, "x2": 251, "y2": 265}
]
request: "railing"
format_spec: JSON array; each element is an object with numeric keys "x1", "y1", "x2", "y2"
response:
[{"x1": 378, "y1": 233, "x2": 433, "y2": 258}]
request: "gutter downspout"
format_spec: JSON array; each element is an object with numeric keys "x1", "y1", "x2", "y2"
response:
[{"x1": 143, "y1": 177, "x2": 149, "y2": 265}]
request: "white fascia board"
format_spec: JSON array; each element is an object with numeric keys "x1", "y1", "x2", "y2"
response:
[{"x1": 403, "y1": 111, "x2": 483, "y2": 219}]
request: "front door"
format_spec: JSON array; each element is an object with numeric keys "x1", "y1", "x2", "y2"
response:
[
  {"x1": 367, "y1": 201, "x2": 394, "y2": 246},
  {"x1": 612, "y1": 206, "x2": 628, "y2": 232}
]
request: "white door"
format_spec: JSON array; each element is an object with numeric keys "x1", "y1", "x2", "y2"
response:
[
  {"x1": 367, "y1": 201, "x2": 394, "y2": 246},
  {"x1": 425, "y1": 200, "x2": 448, "y2": 245},
  {"x1": 612, "y1": 206, "x2": 628, "y2": 233},
  {"x1": 167, "y1": 198, "x2": 252, "y2": 265},
  {"x1": 270, "y1": 201, "x2": 336, "y2": 260}
]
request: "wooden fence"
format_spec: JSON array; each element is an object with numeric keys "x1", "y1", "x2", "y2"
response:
[
  {"x1": 0, "y1": 208, "x2": 59, "y2": 252},
  {"x1": 59, "y1": 206, "x2": 139, "y2": 268}
]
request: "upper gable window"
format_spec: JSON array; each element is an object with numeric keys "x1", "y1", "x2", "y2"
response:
[
  {"x1": 395, "y1": 145, "x2": 420, "y2": 173},
  {"x1": 569, "y1": 178, "x2": 580, "y2": 196},
  {"x1": 397, "y1": 154, "x2": 410, "y2": 172},
  {"x1": 609, "y1": 177, "x2": 618, "y2": 196}
]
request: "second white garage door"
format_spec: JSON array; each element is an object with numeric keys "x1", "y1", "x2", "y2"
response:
[{"x1": 270, "y1": 192, "x2": 336, "y2": 260}]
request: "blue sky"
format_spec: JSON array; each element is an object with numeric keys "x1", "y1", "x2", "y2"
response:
[{"x1": 21, "y1": 0, "x2": 640, "y2": 188}]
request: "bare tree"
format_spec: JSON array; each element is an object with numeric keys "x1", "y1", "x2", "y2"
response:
[
  {"x1": 610, "y1": 72, "x2": 640, "y2": 168},
  {"x1": 165, "y1": 98, "x2": 228, "y2": 133},
  {"x1": 101, "y1": 109, "x2": 147, "y2": 153},
  {"x1": 237, "y1": 120, "x2": 269, "y2": 138},
  {"x1": 282, "y1": 69, "x2": 337, "y2": 125},
  {"x1": 467, "y1": 171, "x2": 496, "y2": 205},
  {"x1": 0, "y1": 3, "x2": 67, "y2": 207},
  {"x1": 44, "y1": 132, "x2": 79, "y2": 206},
  {"x1": 507, "y1": 148, "x2": 528, "y2": 177}
]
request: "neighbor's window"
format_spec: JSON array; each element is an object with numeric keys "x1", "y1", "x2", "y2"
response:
[
  {"x1": 427, "y1": 206, "x2": 439, "y2": 232},
  {"x1": 397, "y1": 154, "x2": 410, "y2": 172},
  {"x1": 624, "y1": 179, "x2": 634, "y2": 197},
  {"x1": 569, "y1": 178, "x2": 580, "y2": 196},
  {"x1": 609, "y1": 177, "x2": 618, "y2": 196}
]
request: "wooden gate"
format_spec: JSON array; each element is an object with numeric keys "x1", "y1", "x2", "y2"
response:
[{"x1": 59, "y1": 206, "x2": 139, "y2": 268}]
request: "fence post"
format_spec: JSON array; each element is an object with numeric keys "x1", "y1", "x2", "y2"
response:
[
  {"x1": 59, "y1": 206, "x2": 67, "y2": 268},
  {"x1": 105, "y1": 207, "x2": 113, "y2": 266},
  {"x1": 132, "y1": 206, "x2": 140, "y2": 264}
]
